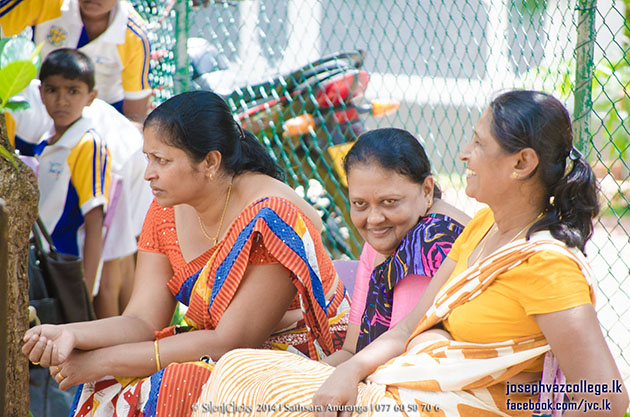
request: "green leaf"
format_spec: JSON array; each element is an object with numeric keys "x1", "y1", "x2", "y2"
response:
[
  {"x1": 30, "y1": 41, "x2": 43, "y2": 68},
  {"x1": 0, "y1": 61, "x2": 38, "y2": 109},
  {"x1": 0, "y1": 38, "x2": 42, "y2": 109},
  {"x1": 0, "y1": 37, "x2": 41, "y2": 70},
  {"x1": 0, "y1": 144, "x2": 17, "y2": 169},
  {"x1": 0, "y1": 99, "x2": 30, "y2": 113}
]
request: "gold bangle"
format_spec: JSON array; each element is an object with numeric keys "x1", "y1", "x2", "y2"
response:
[{"x1": 154, "y1": 339, "x2": 161, "y2": 372}]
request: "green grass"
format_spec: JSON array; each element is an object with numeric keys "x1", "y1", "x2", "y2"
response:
[{"x1": 599, "y1": 201, "x2": 630, "y2": 219}]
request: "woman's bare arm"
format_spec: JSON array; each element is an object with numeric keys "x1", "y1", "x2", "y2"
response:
[
  {"x1": 23, "y1": 250, "x2": 176, "y2": 367},
  {"x1": 536, "y1": 305, "x2": 628, "y2": 416},
  {"x1": 53, "y1": 262, "x2": 297, "y2": 390},
  {"x1": 313, "y1": 258, "x2": 456, "y2": 415}
]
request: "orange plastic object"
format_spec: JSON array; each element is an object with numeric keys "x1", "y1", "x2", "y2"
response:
[
  {"x1": 371, "y1": 99, "x2": 400, "y2": 117},
  {"x1": 327, "y1": 141, "x2": 355, "y2": 188},
  {"x1": 283, "y1": 113, "x2": 315, "y2": 136}
]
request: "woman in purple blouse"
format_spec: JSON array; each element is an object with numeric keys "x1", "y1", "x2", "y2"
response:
[{"x1": 324, "y1": 128, "x2": 469, "y2": 365}]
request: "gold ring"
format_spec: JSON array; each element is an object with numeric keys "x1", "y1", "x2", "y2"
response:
[
  {"x1": 32, "y1": 361, "x2": 40, "y2": 365},
  {"x1": 57, "y1": 371, "x2": 65, "y2": 380}
]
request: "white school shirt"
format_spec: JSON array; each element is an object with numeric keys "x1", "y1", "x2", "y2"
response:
[
  {"x1": 37, "y1": 118, "x2": 110, "y2": 258},
  {"x1": 12, "y1": 81, "x2": 151, "y2": 246},
  {"x1": 0, "y1": 0, "x2": 151, "y2": 105}
]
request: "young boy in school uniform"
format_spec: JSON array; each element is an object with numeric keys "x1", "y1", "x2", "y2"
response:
[
  {"x1": 0, "y1": 0, "x2": 151, "y2": 122},
  {"x1": 8, "y1": 75, "x2": 151, "y2": 319},
  {"x1": 17, "y1": 48, "x2": 111, "y2": 296}
]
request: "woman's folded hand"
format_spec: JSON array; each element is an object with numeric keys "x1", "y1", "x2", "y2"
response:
[
  {"x1": 22, "y1": 324, "x2": 76, "y2": 367},
  {"x1": 313, "y1": 362, "x2": 362, "y2": 417}
]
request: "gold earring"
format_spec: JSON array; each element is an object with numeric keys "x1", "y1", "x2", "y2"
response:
[
  {"x1": 511, "y1": 172, "x2": 518, "y2": 179},
  {"x1": 209, "y1": 173, "x2": 214, "y2": 181}
]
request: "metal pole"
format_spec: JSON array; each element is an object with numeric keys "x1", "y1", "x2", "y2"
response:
[
  {"x1": 0, "y1": 199, "x2": 8, "y2": 416},
  {"x1": 174, "y1": 0, "x2": 190, "y2": 94},
  {"x1": 573, "y1": 0, "x2": 597, "y2": 155}
]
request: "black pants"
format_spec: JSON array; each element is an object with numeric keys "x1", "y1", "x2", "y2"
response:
[{"x1": 29, "y1": 366, "x2": 78, "y2": 417}]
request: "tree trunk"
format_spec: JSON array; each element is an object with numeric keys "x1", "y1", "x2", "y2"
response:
[{"x1": 0, "y1": 115, "x2": 39, "y2": 417}]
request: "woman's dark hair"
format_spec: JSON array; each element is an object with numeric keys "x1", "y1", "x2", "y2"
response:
[
  {"x1": 489, "y1": 90, "x2": 599, "y2": 253},
  {"x1": 343, "y1": 128, "x2": 441, "y2": 199},
  {"x1": 39, "y1": 48, "x2": 95, "y2": 91},
  {"x1": 144, "y1": 91, "x2": 284, "y2": 180}
]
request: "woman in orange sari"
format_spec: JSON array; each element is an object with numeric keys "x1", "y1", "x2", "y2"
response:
[{"x1": 22, "y1": 91, "x2": 347, "y2": 416}]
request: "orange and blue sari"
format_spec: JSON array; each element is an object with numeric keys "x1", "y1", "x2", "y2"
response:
[{"x1": 71, "y1": 197, "x2": 348, "y2": 417}]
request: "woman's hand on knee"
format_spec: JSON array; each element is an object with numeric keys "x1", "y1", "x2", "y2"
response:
[{"x1": 313, "y1": 365, "x2": 361, "y2": 417}]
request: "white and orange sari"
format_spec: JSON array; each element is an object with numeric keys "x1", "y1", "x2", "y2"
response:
[{"x1": 193, "y1": 233, "x2": 594, "y2": 417}]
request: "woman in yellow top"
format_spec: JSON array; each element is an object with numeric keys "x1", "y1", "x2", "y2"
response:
[{"x1": 189, "y1": 90, "x2": 627, "y2": 417}]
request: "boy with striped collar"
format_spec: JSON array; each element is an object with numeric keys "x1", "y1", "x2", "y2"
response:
[{"x1": 27, "y1": 48, "x2": 111, "y2": 298}]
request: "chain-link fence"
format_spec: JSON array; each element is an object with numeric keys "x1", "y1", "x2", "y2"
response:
[
  {"x1": 590, "y1": 0, "x2": 630, "y2": 390},
  {"x1": 132, "y1": 0, "x2": 629, "y2": 385}
]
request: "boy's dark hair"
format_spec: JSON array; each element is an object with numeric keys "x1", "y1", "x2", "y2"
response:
[{"x1": 39, "y1": 48, "x2": 95, "y2": 91}]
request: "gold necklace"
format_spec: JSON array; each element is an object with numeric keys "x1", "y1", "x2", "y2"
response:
[
  {"x1": 198, "y1": 178, "x2": 233, "y2": 246},
  {"x1": 471, "y1": 212, "x2": 542, "y2": 265}
]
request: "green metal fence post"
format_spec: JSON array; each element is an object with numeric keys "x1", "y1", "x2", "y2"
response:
[
  {"x1": 174, "y1": 0, "x2": 190, "y2": 94},
  {"x1": 573, "y1": 0, "x2": 597, "y2": 155}
]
